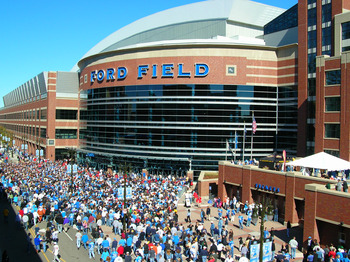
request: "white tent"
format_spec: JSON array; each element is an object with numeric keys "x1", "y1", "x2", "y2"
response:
[{"x1": 286, "y1": 152, "x2": 350, "y2": 171}]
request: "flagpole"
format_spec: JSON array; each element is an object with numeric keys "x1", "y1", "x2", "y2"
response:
[
  {"x1": 225, "y1": 139, "x2": 228, "y2": 161},
  {"x1": 243, "y1": 122, "x2": 246, "y2": 162},
  {"x1": 234, "y1": 130, "x2": 237, "y2": 162},
  {"x1": 251, "y1": 112, "x2": 254, "y2": 161}
]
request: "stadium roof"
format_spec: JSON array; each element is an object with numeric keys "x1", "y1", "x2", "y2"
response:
[{"x1": 72, "y1": 0, "x2": 285, "y2": 72}]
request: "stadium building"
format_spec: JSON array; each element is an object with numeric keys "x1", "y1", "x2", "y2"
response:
[{"x1": 1, "y1": 0, "x2": 350, "y2": 177}]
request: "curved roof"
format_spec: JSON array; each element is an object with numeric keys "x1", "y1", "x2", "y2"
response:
[{"x1": 72, "y1": 0, "x2": 285, "y2": 72}]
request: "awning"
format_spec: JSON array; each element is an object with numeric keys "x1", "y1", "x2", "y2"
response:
[{"x1": 286, "y1": 152, "x2": 350, "y2": 171}]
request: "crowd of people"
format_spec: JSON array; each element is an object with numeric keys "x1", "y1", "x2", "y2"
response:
[
  {"x1": 1, "y1": 150, "x2": 350, "y2": 262},
  {"x1": 0, "y1": 154, "x2": 249, "y2": 262}
]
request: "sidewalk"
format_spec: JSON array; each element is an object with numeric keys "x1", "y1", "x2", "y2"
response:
[{"x1": 99, "y1": 186, "x2": 304, "y2": 261}]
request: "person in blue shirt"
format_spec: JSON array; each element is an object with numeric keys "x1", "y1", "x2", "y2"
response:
[
  {"x1": 118, "y1": 238, "x2": 126, "y2": 247},
  {"x1": 210, "y1": 222, "x2": 215, "y2": 237},
  {"x1": 102, "y1": 237, "x2": 110, "y2": 251},
  {"x1": 238, "y1": 215, "x2": 244, "y2": 229},
  {"x1": 101, "y1": 249, "x2": 110, "y2": 261},
  {"x1": 218, "y1": 207, "x2": 223, "y2": 218},
  {"x1": 342, "y1": 254, "x2": 350, "y2": 262},
  {"x1": 88, "y1": 240, "x2": 95, "y2": 259},
  {"x1": 231, "y1": 209, "x2": 236, "y2": 223},
  {"x1": 82, "y1": 233, "x2": 89, "y2": 249},
  {"x1": 264, "y1": 227, "x2": 270, "y2": 239},
  {"x1": 218, "y1": 218, "x2": 223, "y2": 237},
  {"x1": 229, "y1": 238, "x2": 234, "y2": 258},
  {"x1": 246, "y1": 213, "x2": 252, "y2": 227},
  {"x1": 34, "y1": 234, "x2": 41, "y2": 253}
]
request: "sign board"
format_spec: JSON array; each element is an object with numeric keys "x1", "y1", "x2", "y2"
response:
[
  {"x1": 117, "y1": 187, "x2": 124, "y2": 199},
  {"x1": 250, "y1": 242, "x2": 272, "y2": 262},
  {"x1": 67, "y1": 164, "x2": 72, "y2": 173},
  {"x1": 263, "y1": 241, "x2": 272, "y2": 262},
  {"x1": 126, "y1": 187, "x2": 132, "y2": 199},
  {"x1": 250, "y1": 244, "x2": 260, "y2": 262}
]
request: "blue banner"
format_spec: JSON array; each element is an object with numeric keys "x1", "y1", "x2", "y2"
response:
[
  {"x1": 263, "y1": 241, "x2": 272, "y2": 262},
  {"x1": 126, "y1": 187, "x2": 132, "y2": 199},
  {"x1": 250, "y1": 244, "x2": 260, "y2": 262}
]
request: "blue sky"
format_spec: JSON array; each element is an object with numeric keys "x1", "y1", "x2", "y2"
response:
[{"x1": 0, "y1": 0, "x2": 297, "y2": 108}]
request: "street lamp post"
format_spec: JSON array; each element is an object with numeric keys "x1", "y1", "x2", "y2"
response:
[{"x1": 120, "y1": 161, "x2": 131, "y2": 232}]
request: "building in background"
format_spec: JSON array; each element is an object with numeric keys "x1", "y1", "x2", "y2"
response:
[
  {"x1": 0, "y1": 0, "x2": 349, "y2": 176},
  {"x1": 0, "y1": 72, "x2": 80, "y2": 160}
]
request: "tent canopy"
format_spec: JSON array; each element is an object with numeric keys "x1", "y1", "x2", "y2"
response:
[
  {"x1": 258, "y1": 152, "x2": 285, "y2": 170},
  {"x1": 286, "y1": 152, "x2": 350, "y2": 171}
]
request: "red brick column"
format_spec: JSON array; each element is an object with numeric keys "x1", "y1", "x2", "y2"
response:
[
  {"x1": 241, "y1": 166, "x2": 253, "y2": 204},
  {"x1": 285, "y1": 173, "x2": 299, "y2": 224},
  {"x1": 303, "y1": 184, "x2": 320, "y2": 247},
  {"x1": 218, "y1": 163, "x2": 227, "y2": 200}
]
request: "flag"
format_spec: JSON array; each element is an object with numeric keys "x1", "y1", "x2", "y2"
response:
[
  {"x1": 234, "y1": 131, "x2": 238, "y2": 149},
  {"x1": 226, "y1": 140, "x2": 230, "y2": 151},
  {"x1": 244, "y1": 123, "x2": 247, "y2": 140},
  {"x1": 252, "y1": 116, "x2": 257, "y2": 134}
]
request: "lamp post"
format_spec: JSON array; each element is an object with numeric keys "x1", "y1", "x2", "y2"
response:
[
  {"x1": 120, "y1": 161, "x2": 131, "y2": 231},
  {"x1": 254, "y1": 193, "x2": 272, "y2": 262},
  {"x1": 67, "y1": 148, "x2": 76, "y2": 193}
]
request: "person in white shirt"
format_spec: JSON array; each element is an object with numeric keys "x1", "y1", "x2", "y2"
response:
[
  {"x1": 53, "y1": 242, "x2": 60, "y2": 262},
  {"x1": 225, "y1": 254, "x2": 234, "y2": 262},
  {"x1": 239, "y1": 253, "x2": 249, "y2": 262}
]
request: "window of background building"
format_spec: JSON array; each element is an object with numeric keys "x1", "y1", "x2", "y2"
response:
[
  {"x1": 307, "y1": 101, "x2": 316, "y2": 118},
  {"x1": 308, "y1": 78, "x2": 316, "y2": 96},
  {"x1": 56, "y1": 109, "x2": 77, "y2": 120},
  {"x1": 325, "y1": 70, "x2": 341, "y2": 85},
  {"x1": 322, "y1": 3, "x2": 332, "y2": 23},
  {"x1": 55, "y1": 129, "x2": 77, "y2": 139},
  {"x1": 308, "y1": 0, "x2": 316, "y2": 4},
  {"x1": 324, "y1": 149, "x2": 340, "y2": 157},
  {"x1": 342, "y1": 21, "x2": 350, "y2": 39},
  {"x1": 40, "y1": 128, "x2": 46, "y2": 138},
  {"x1": 40, "y1": 109, "x2": 47, "y2": 119},
  {"x1": 308, "y1": 30, "x2": 317, "y2": 49},
  {"x1": 308, "y1": 8, "x2": 317, "y2": 26},
  {"x1": 308, "y1": 53, "x2": 316, "y2": 73},
  {"x1": 325, "y1": 123, "x2": 340, "y2": 138},
  {"x1": 322, "y1": 27, "x2": 332, "y2": 47},
  {"x1": 307, "y1": 124, "x2": 315, "y2": 142},
  {"x1": 325, "y1": 97, "x2": 341, "y2": 111},
  {"x1": 342, "y1": 21, "x2": 350, "y2": 52}
]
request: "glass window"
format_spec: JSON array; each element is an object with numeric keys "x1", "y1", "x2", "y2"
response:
[
  {"x1": 40, "y1": 128, "x2": 46, "y2": 138},
  {"x1": 40, "y1": 109, "x2": 47, "y2": 120},
  {"x1": 308, "y1": 78, "x2": 316, "y2": 96},
  {"x1": 56, "y1": 109, "x2": 77, "y2": 120},
  {"x1": 324, "y1": 150, "x2": 339, "y2": 157},
  {"x1": 325, "y1": 70, "x2": 341, "y2": 85},
  {"x1": 308, "y1": 8, "x2": 317, "y2": 27},
  {"x1": 342, "y1": 21, "x2": 350, "y2": 40},
  {"x1": 325, "y1": 124, "x2": 340, "y2": 138},
  {"x1": 325, "y1": 97, "x2": 341, "y2": 112},
  {"x1": 308, "y1": 0, "x2": 316, "y2": 4},
  {"x1": 55, "y1": 129, "x2": 77, "y2": 139},
  {"x1": 322, "y1": 27, "x2": 332, "y2": 46},
  {"x1": 308, "y1": 53, "x2": 316, "y2": 73},
  {"x1": 322, "y1": 4, "x2": 332, "y2": 23},
  {"x1": 263, "y1": 4, "x2": 298, "y2": 35},
  {"x1": 308, "y1": 30, "x2": 317, "y2": 49}
]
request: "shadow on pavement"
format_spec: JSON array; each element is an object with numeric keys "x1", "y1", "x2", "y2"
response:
[{"x1": 0, "y1": 194, "x2": 43, "y2": 262}]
